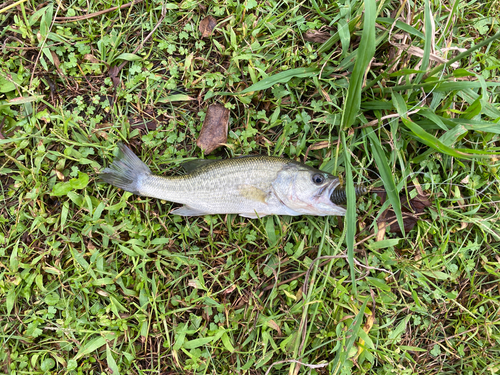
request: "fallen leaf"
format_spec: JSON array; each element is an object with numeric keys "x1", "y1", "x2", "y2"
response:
[
  {"x1": 55, "y1": 169, "x2": 65, "y2": 181},
  {"x1": 304, "y1": 29, "x2": 331, "y2": 43},
  {"x1": 197, "y1": 104, "x2": 229, "y2": 154},
  {"x1": 392, "y1": 43, "x2": 463, "y2": 69},
  {"x1": 266, "y1": 320, "x2": 282, "y2": 336},
  {"x1": 409, "y1": 194, "x2": 431, "y2": 212},
  {"x1": 109, "y1": 66, "x2": 121, "y2": 88},
  {"x1": 158, "y1": 94, "x2": 196, "y2": 103},
  {"x1": 354, "y1": 310, "x2": 375, "y2": 362},
  {"x1": 304, "y1": 141, "x2": 331, "y2": 161},
  {"x1": 50, "y1": 51, "x2": 63, "y2": 74},
  {"x1": 130, "y1": 119, "x2": 159, "y2": 131},
  {"x1": 308, "y1": 141, "x2": 330, "y2": 151},
  {"x1": 0, "y1": 117, "x2": 5, "y2": 139},
  {"x1": 188, "y1": 279, "x2": 204, "y2": 289},
  {"x1": 83, "y1": 54, "x2": 100, "y2": 64},
  {"x1": 321, "y1": 88, "x2": 332, "y2": 102},
  {"x1": 376, "y1": 220, "x2": 386, "y2": 241},
  {"x1": 199, "y1": 16, "x2": 217, "y2": 38},
  {"x1": 375, "y1": 190, "x2": 431, "y2": 235}
]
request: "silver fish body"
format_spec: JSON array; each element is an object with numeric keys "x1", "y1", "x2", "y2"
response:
[{"x1": 100, "y1": 143, "x2": 347, "y2": 218}]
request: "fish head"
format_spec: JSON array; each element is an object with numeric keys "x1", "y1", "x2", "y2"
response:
[{"x1": 273, "y1": 163, "x2": 347, "y2": 216}]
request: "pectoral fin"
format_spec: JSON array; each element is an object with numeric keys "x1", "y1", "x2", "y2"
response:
[
  {"x1": 171, "y1": 205, "x2": 211, "y2": 216},
  {"x1": 238, "y1": 185, "x2": 269, "y2": 203}
]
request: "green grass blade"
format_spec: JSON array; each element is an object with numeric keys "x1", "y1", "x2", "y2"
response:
[
  {"x1": 340, "y1": 0, "x2": 377, "y2": 289},
  {"x1": 437, "y1": 0, "x2": 460, "y2": 46},
  {"x1": 310, "y1": 0, "x2": 332, "y2": 22},
  {"x1": 106, "y1": 345, "x2": 120, "y2": 375},
  {"x1": 377, "y1": 18, "x2": 424, "y2": 39},
  {"x1": 365, "y1": 129, "x2": 405, "y2": 234},
  {"x1": 205, "y1": 67, "x2": 320, "y2": 99},
  {"x1": 336, "y1": 0, "x2": 377, "y2": 295},
  {"x1": 240, "y1": 67, "x2": 319, "y2": 94},
  {"x1": 368, "y1": 80, "x2": 500, "y2": 95},
  {"x1": 402, "y1": 117, "x2": 495, "y2": 159},
  {"x1": 418, "y1": 108, "x2": 449, "y2": 131},
  {"x1": 341, "y1": 132, "x2": 357, "y2": 296},
  {"x1": 317, "y1": 16, "x2": 362, "y2": 54},
  {"x1": 452, "y1": 118, "x2": 500, "y2": 134},
  {"x1": 341, "y1": 0, "x2": 377, "y2": 129},
  {"x1": 74, "y1": 336, "x2": 107, "y2": 360},
  {"x1": 415, "y1": 0, "x2": 433, "y2": 83},
  {"x1": 392, "y1": 91, "x2": 408, "y2": 115}
]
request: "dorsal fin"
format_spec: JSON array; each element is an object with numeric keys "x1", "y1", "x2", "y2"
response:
[{"x1": 181, "y1": 159, "x2": 219, "y2": 173}]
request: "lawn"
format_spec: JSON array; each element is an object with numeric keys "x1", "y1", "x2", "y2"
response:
[{"x1": 1, "y1": 0, "x2": 500, "y2": 374}]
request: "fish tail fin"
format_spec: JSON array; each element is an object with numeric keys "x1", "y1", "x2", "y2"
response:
[{"x1": 100, "y1": 143, "x2": 151, "y2": 195}]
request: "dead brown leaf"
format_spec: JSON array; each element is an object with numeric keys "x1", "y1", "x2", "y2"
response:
[
  {"x1": 304, "y1": 141, "x2": 330, "y2": 161},
  {"x1": 197, "y1": 104, "x2": 229, "y2": 154},
  {"x1": 130, "y1": 119, "x2": 159, "y2": 131},
  {"x1": 83, "y1": 54, "x2": 100, "y2": 64},
  {"x1": 376, "y1": 220, "x2": 387, "y2": 241},
  {"x1": 50, "y1": 51, "x2": 62, "y2": 74},
  {"x1": 304, "y1": 30, "x2": 331, "y2": 43},
  {"x1": 109, "y1": 65, "x2": 121, "y2": 89},
  {"x1": 0, "y1": 118, "x2": 5, "y2": 140},
  {"x1": 375, "y1": 190, "x2": 431, "y2": 235},
  {"x1": 267, "y1": 320, "x2": 282, "y2": 336},
  {"x1": 199, "y1": 16, "x2": 217, "y2": 38}
]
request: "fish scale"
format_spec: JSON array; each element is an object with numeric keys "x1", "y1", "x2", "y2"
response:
[{"x1": 100, "y1": 143, "x2": 348, "y2": 218}]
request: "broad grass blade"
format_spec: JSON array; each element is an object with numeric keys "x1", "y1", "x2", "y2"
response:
[
  {"x1": 402, "y1": 117, "x2": 494, "y2": 159},
  {"x1": 204, "y1": 67, "x2": 320, "y2": 100},
  {"x1": 318, "y1": 16, "x2": 362, "y2": 54},
  {"x1": 446, "y1": 118, "x2": 500, "y2": 134},
  {"x1": 341, "y1": 0, "x2": 376, "y2": 130},
  {"x1": 365, "y1": 129, "x2": 405, "y2": 234},
  {"x1": 75, "y1": 336, "x2": 107, "y2": 360},
  {"x1": 240, "y1": 67, "x2": 319, "y2": 94},
  {"x1": 418, "y1": 109, "x2": 448, "y2": 131},
  {"x1": 340, "y1": 0, "x2": 377, "y2": 289},
  {"x1": 341, "y1": 133, "x2": 357, "y2": 295},
  {"x1": 415, "y1": 0, "x2": 433, "y2": 83}
]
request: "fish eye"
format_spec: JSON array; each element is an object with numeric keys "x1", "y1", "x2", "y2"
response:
[{"x1": 312, "y1": 173, "x2": 325, "y2": 185}]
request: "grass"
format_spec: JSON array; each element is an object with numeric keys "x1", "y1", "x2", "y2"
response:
[{"x1": 1, "y1": 0, "x2": 500, "y2": 374}]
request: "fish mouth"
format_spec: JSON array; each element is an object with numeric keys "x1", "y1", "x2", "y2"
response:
[
  {"x1": 327, "y1": 180, "x2": 342, "y2": 202},
  {"x1": 316, "y1": 179, "x2": 342, "y2": 203},
  {"x1": 322, "y1": 179, "x2": 347, "y2": 215}
]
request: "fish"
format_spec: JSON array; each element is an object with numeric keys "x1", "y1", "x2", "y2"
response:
[{"x1": 100, "y1": 143, "x2": 348, "y2": 218}]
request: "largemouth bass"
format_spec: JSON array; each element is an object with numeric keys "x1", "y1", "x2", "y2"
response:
[{"x1": 100, "y1": 143, "x2": 347, "y2": 218}]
